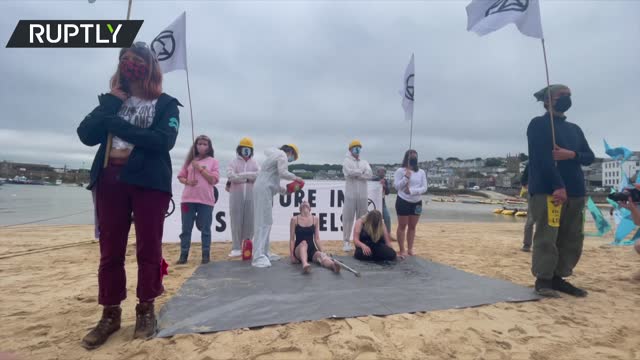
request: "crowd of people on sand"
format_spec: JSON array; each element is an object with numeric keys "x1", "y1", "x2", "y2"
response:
[{"x1": 75, "y1": 44, "x2": 640, "y2": 349}]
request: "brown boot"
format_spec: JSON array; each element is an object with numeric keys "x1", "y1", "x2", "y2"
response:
[
  {"x1": 81, "y1": 305, "x2": 121, "y2": 350},
  {"x1": 133, "y1": 302, "x2": 157, "y2": 339}
]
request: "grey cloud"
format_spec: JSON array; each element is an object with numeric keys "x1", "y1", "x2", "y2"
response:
[{"x1": 1, "y1": 0, "x2": 638, "y2": 170}]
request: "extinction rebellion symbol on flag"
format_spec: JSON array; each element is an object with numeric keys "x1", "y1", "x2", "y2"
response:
[
  {"x1": 485, "y1": 0, "x2": 529, "y2": 17},
  {"x1": 404, "y1": 74, "x2": 415, "y2": 102},
  {"x1": 151, "y1": 30, "x2": 176, "y2": 62}
]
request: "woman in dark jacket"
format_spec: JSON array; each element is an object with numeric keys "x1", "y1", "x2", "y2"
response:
[{"x1": 77, "y1": 42, "x2": 181, "y2": 349}]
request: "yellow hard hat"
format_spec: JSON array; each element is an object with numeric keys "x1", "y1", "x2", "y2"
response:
[
  {"x1": 286, "y1": 143, "x2": 299, "y2": 160},
  {"x1": 349, "y1": 140, "x2": 362, "y2": 149},
  {"x1": 238, "y1": 137, "x2": 254, "y2": 149}
]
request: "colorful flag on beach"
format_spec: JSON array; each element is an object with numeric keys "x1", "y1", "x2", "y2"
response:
[
  {"x1": 586, "y1": 197, "x2": 611, "y2": 237},
  {"x1": 604, "y1": 139, "x2": 633, "y2": 162},
  {"x1": 466, "y1": 0, "x2": 543, "y2": 39}
]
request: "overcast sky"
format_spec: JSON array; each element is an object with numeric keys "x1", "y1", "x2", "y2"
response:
[{"x1": 1, "y1": 0, "x2": 638, "y2": 170}]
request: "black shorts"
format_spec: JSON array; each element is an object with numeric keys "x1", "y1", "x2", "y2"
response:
[{"x1": 395, "y1": 196, "x2": 423, "y2": 217}]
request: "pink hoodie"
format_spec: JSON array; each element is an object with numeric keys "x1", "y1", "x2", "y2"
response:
[{"x1": 178, "y1": 156, "x2": 220, "y2": 206}]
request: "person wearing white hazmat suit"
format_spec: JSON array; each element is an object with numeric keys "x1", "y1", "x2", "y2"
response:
[
  {"x1": 227, "y1": 137, "x2": 260, "y2": 258},
  {"x1": 252, "y1": 144, "x2": 302, "y2": 268},
  {"x1": 341, "y1": 140, "x2": 372, "y2": 252}
]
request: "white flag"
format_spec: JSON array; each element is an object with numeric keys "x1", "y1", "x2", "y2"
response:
[
  {"x1": 466, "y1": 0, "x2": 543, "y2": 39},
  {"x1": 401, "y1": 53, "x2": 414, "y2": 122},
  {"x1": 151, "y1": 11, "x2": 187, "y2": 73}
]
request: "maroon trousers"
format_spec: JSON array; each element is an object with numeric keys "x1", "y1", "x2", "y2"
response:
[{"x1": 96, "y1": 163, "x2": 170, "y2": 305}]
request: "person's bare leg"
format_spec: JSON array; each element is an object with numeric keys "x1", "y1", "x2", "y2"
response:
[
  {"x1": 407, "y1": 215, "x2": 420, "y2": 256},
  {"x1": 397, "y1": 216, "x2": 408, "y2": 256},
  {"x1": 296, "y1": 241, "x2": 311, "y2": 274},
  {"x1": 315, "y1": 252, "x2": 340, "y2": 273}
]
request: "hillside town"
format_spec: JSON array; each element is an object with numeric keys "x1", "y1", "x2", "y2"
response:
[{"x1": 3, "y1": 152, "x2": 638, "y2": 191}]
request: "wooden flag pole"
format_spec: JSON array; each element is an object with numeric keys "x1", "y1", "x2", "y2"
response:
[
  {"x1": 103, "y1": 0, "x2": 133, "y2": 168},
  {"x1": 541, "y1": 38, "x2": 557, "y2": 147}
]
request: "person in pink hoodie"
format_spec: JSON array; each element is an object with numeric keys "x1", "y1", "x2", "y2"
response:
[
  {"x1": 226, "y1": 137, "x2": 260, "y2": 257},
  {"x1": 176, "y1": 135, "x2": 220, "y2": 264}
]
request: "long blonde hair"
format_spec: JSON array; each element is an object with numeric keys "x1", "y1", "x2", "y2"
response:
[{"x1": 362, "y1": 210, "x2": 384, "y2": 243}]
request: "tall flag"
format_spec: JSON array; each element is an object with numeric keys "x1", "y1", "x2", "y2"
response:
[
  {"x1": 151, "y1": 11, "x2": 187, "y2": 73},
  {"x1": 401, "y1": 53, "x2": 415, "y2": 122},
  {"x1": 466, "y1": 0, "x2": 543, "y2": 39}
]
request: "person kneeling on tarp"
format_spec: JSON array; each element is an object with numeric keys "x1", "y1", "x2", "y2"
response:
[
  {"x1": 353, "y1": 210, "x2": 399, "y2": 262},
  {"x1": 289, "y1": 201, "x2": 341, "y2": 274}
]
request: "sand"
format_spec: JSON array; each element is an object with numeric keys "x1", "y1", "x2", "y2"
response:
[{"x1": 0, "y1": 222, "x2": 639, "y2": 360}]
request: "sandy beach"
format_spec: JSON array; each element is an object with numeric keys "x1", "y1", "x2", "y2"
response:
[{"x1": 0, "y1": 222, "x2": 639, "y2": 360}]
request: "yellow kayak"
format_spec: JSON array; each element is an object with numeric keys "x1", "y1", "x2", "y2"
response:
[
  {"x1": 515, "y1": 211, "x2": 528, "y2": 217},
  {"x1": 501, "y1": 210, "x2": 515, "y2": 215}
]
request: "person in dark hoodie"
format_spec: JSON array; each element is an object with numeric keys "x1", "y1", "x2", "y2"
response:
[
  {"x1": 526, "y1": 84, "x2": 594, "y2": 298},
  {"x1": 77, "y1": 42, "x2": 181, "y2": 349}
]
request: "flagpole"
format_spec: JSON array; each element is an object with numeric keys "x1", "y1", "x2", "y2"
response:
[
  {"x1": 186, "y1": 68, "x2": 196, "y2": 160},
  {"x1": 103, "y1": 0, "x2": 133, "y2": 168},
  {"x1": 409, "y1": 117, "x2": 413, "y2": 150},
  {"x1": 541, "y1": 38, "x2": 556, "y2": 147}
]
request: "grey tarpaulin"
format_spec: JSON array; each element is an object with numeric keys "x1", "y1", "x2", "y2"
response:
[{"x1": 157, "y1": 256, "x2": 540, "y2": 337}]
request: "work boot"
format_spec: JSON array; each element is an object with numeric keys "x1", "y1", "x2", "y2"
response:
[
  {"x1": 201, "y1": 252, "x2": 210, "y2": 264},
  {"x1": 552, "y1": 276, "x2": 588, "y2": 297},
  {"x1": 133, "y1": 302, "x2": 156, "y2": 339},
  {"x1": 176, "y1": 252, "x2": 188, "y2": 265},
  {"x1": 521, "y1": 244, "x2": 531, "y2": 252},
  {"x1": 535, "y1": 278, "x2": 560, "y2": 298},
  {"x1": 81, "y1": 305, "x2": 122, "y2": 350}
]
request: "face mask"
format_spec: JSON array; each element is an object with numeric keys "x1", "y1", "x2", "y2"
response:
[
  {"x1": 288, "y1": 154, "x2": 295, "y2": 162},
  {"x1": 553, "y1": 95, "x2": 572, "y2": 113},
  {"x1": 351, "y1": 147, "x2": 361, "y2": 156},
  {"x1": 120, "y1": 60, "x2": 148, "y2": 81},
  {"x1": 197, "y1": 144, "x2": 209, "y2": 155},
  {"x1": 409, "y1": 158, "x2": 418, "y2": 167},
  {"x1": 240, "y1": 147, "x2": 252, "y2": 158}
]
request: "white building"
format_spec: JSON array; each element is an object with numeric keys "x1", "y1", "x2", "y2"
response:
[
  {"x1": 444, "y1": 159, "x2": 484, "y2": 169},
  {"x1": 602, "y1": 152, "x2": 640, "y2": 189}
]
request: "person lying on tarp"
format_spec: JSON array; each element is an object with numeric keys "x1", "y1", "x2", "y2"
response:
[
  {"x1": 289, "y1": 201, "x2": 341, "y2": 274},
  {"x1": 353, "y1": 210, "x2": 401, "y2": 262}
]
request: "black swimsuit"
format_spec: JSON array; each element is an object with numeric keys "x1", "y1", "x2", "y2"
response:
[{"x1": 294, "y1": 216, "x2": 318, "y2": 261}]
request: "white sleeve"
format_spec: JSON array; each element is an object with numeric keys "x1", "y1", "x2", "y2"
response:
[
  {"x1": 239, "y1": 160, "x2": 259, "y2": 181},
  {"x1": 410, "y1": 170, "x2": 428, "y2": 195},
  {"x1": 361, "y1": 161, "x2": 373, "y2": 180},
  {"x1": 342, "y1": 158, "x2": 362, "y2": 178},
  {"x1": 394, "y1": 168, "x2": 408, "y2": 190},
  {"x1": 226, "y1": 161, "x2": 246, "y2": 183},
  {"x1": 239, "y1": 171, "x2": 258, "y2": 181},
  {"x1": 277, "y1": 152, "x2": 296, "y2": 181}
]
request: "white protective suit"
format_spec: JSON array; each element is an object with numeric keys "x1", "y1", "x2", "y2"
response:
[
  {"x1": 342, "y1": 151, "x2": 373, "y2": 243},
  {"x1": 252, "y1": 148, "x2": 297, "y2": 267},
  {"x1": 227, "y1": 155, "x2": 260, "y2": 253}
]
